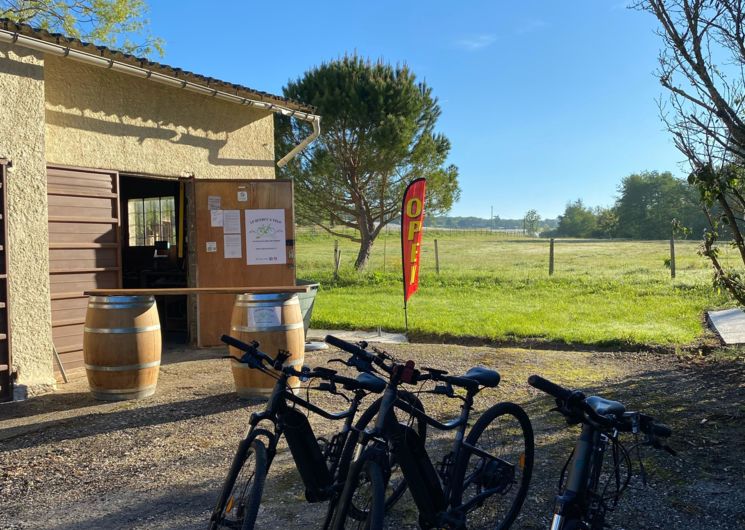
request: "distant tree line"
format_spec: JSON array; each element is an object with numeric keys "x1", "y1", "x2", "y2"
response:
[
  {"x1": 543, "y1": 171, "x2": 712, "y2": 240},
  {"x1": 429, "y1": 215, "x2": 558, "y2": 231}
]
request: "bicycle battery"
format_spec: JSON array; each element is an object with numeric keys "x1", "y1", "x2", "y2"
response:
[
  {"x1": 391, "y1": 423, "x2": 446, "y2": 519},
  {"x1": 282, "y1": 407, "x2": 332, "y2": 502}
]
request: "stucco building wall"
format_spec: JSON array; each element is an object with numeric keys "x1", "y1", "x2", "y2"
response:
[
  {"x1": 0, "y1": 43, "x2": 55, "y2": 393},
  {"x1": 43, "y1": 56, "x2": 276, "y2": 180},
  {"x1": 0, "y1": 45, "x2": 284, "y2": 397}
]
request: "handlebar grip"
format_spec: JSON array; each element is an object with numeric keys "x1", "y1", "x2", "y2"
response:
[
  {"x1": 324, "y1": 334, "x2": 372, "y2": 360},
  {"x1": 651, "y1": 422, "x2": 672, "y2": 438},
  {"x1": 528, "y1": 374, "x2": 572, "y2": 401},
  {"x1": 220, "y1": 334, "x2": 272, "y2": 365},
  {"x1": 221, "y1": 334, "x2": 256, "y2": 352}
]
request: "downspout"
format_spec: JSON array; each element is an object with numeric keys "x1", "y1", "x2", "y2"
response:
[{"x1": 0, "y1": 26, "x2": 320, "y2": 166}]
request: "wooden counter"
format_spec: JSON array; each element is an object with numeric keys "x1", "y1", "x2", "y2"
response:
[{"x1": 84, "y1": 286, "x2": 310, "y2": 296}]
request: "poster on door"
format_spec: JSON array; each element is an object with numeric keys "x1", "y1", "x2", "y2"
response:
[{"x1": 245, "y1": 209, "x2": 286, "y2": 265}]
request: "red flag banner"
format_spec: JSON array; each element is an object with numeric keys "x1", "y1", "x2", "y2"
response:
[{"x1": 401, "y1": 178, "x2": 427, "y2": 303}]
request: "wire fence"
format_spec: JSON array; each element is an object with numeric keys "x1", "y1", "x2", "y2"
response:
[{"x1": 295, "y1": 227, "x2": 740, "y2": 280}]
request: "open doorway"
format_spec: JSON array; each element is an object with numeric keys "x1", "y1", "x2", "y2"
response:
[{"x1": 119, "y1": 175, "x2": 188, "y2": 343}]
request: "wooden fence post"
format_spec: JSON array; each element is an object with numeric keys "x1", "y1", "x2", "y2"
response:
[
  {"x1": 334, "y1": 240, "x2": 340, "y2": 280},
  {"x1": 434, "y1": 239, "x2": 440, "y2": 274},
  {"x1": 670, "y1": 236, "x2": 676, "y2": 279},
  {"x1": 549, "y1": 238, "x2": 555, "y2": 276}
]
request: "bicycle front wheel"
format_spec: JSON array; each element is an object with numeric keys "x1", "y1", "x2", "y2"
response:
[
  {"x1": 209, "y1": 436, "x2": 269, "y2": 530},
  {"x1": 454, "y1": 402, "x2": 534, "y2": 530},
  {"x1": 331, "y1": 450, "x2": 385, "y2": 530}
]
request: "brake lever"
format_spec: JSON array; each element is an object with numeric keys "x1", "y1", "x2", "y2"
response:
[{"x1": 328, "y1": 358, "x2": 351, "y2": 366}]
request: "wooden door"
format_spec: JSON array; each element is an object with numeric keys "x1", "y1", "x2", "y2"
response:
[
  {"x1": 47, "y1": 165, "x2": 122, "y2": 374},
  {"x1": 193, "y1": 179, "x2": 295, "y2": 346}
]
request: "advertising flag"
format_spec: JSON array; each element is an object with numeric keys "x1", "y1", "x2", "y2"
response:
[{"x1": 401, "y1": 178, "x2": 427, "y2": 304}]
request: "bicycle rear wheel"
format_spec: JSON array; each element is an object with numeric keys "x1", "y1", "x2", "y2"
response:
[
  {"x1": 454, "y1": 402, "x2": 534, "y2": 530},
  {"x1": 331, "y1": 449, "x2": 385, "y2": 530},
  {"x1": 209, "y1": 435, "x2": 269, "y2": 530}
]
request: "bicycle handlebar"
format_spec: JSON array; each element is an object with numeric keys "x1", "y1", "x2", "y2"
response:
[
  {"x1": 222, "y1": 334, "x2": 384, "y2": 394},
  {"x1": 529, "y1": 374, "x2": 672, "y2": 440},
  {"x1": 221, "y1": 334, "x2": 275, "y2": 366},
  {"x1": 324, "y1": 334, "x2": 372, "y2": 360},
  {"x1": 528, "y1": 374, "x2": 573, "y2": 401},
  {"x1": 324, "y1": 334, "x2": 392, "y2": 374}
]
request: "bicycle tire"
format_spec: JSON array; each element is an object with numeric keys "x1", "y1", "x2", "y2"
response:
[
  {"x1": 453, "y1": 401, "x2": 534, "y2": 530},
  {"x1": 209, "y1": 435, "x2": 269, "y2": 530},
  {"x1": 330, "y1": 450, "x2": 386, "y2": 530}
]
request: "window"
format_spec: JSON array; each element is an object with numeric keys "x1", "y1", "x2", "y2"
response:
[{"x1": 127, "y1": 196, "x2": 176, "y2": 246}]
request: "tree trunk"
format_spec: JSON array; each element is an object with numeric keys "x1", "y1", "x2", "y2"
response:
[{"x1": 354, "y1": 235, "x2": 374, "y2": 270}]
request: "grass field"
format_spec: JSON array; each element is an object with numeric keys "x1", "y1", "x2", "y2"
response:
[{"x1": 295, "y1": 229, "x2": 740, "y2": 349}]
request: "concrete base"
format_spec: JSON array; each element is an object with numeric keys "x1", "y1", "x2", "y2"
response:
[
  {"x1": 707, "y1": 308, "x2": 745, "y2": 345},
  {"x1": 308, "y1": 329, "x2": 408, "y2": 345}
]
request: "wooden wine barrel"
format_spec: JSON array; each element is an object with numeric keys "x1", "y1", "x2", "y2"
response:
[
  {"x1": 229, "y1": 293, "x2": 305, "y2": 398},
  {"x1": 83, "y1": 296, "x2": 162, "y2": 401}
]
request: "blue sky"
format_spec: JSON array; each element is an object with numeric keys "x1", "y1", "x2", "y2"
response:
[{"x1": 147, "y1": 0, "x2": 681, "y2": 219}]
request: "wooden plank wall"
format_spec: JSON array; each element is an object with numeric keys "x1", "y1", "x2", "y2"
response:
[
  {"x1": 193, "y1": 179, "x2": 295, "y2": 346},
  {"x1": 47, "y1": 166, "x2": 121, "y2": 373}
]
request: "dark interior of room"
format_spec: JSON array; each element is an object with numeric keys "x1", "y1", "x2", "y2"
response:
[{"x1": 119, "y1": 175, "x2": 188, "y2": 343}]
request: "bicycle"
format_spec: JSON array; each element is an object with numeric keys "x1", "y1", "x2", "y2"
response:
[
  {"x1": 527, "y1": 374, "x2": 675, "y2": 530},
  {"x1": 327, "y1": 335, "x2": 535, "y2": 530},
  {"x1": 208, "y1": 335, "x2": 425, "y2": 530}
]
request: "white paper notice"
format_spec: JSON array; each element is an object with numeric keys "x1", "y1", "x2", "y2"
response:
[
  {"x1": 208, "y1": 196, "x2": 221, "y2": 210},
  {"x1": 223, "y1": 210, "x2": 241, "y2": 234},
  {"x1": 248, "y1": 306, "x2": 281, "y2": 328},
  {"x1": 237, "y1": 189, "x2": 248, "y2": 202},
  {"x1": 245, "y1": 209, "x2": 286, "y2": 265},
  {"x1": 206, "y1": 241, "x2": 217, "y2": 253},
  {"x1": 210, "y1": 210, "x2": 224, "y2": 227},
  {"x1": 224, "y1": 234, "x2": 242, "y2": 259}
]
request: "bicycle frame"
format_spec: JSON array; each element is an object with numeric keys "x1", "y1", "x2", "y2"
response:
[
  {"x1": 353, "y1": 374, "x2": 507, "y2": 528},
  {"x1": 549, "y1": 424, "x2": 609, "y2": 530},
  {"x1": 246, "y1": 369, "x2": 365, "y2": 500}
]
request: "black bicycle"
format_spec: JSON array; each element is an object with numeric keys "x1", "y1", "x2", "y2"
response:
[
  {"x1": 328, "y1": 335, "x2": 534, "y2": 530},
  {"x1": 208, "y1": 335, "x2": 425, "y2": 530},
  {"x1": 528, "y1": 375, "x2": 675, "y2": 530}
]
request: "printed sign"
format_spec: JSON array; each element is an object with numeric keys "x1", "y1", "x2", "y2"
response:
[
  {"x1": 401, "y1": 178, "x2": 426, "y2": 303},
  {"x1": 223, "y1": 210, "x2": 241, "y2": 234},
  {"x1": 208, "y1": 196, "x2": 221, "y2": 210},
  {"x1": 224, "y1": 234, "x2": 242, "y2": 259},
  {"x1": 206, "y1": 241, "x2": 217, "y2": 253},
  {"x1": 237, "y1": 190, "x2": 248, "y2": 202},
  {"x1": 245, "y1": 209, "x2": 286, "y2": 265},
  {"x1": 210, "y1": 210, "x2": 224, "y2": 227},
  {"x1": 248, "y1": 306, "x2": 282, "y2": 328}
]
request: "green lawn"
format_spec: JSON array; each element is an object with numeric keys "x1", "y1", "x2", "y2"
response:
[{"x1": 295, "y1": 229, "x2": 739, "y2": 348}]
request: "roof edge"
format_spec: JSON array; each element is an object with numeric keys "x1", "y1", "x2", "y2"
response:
[{"x1": 0, "y1": 18, "x2": 315, "y2": 114}]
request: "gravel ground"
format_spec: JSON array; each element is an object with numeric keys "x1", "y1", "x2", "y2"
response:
[{"x1": 1, "y1": 344, "x2": 743, "y2": 530}]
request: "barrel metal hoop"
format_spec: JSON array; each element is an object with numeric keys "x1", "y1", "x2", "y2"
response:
[
  {"x1": 89, "y1": 384, "x2": 158, "y2": 394},
  {"x1": 85, "y1": 360, "x2": 161, "y2": 372},
  {"x1": 231, "y1": 322, "x2": 304, "y2": 333},
  {"x1": 88, "y1": 302, "x2": 156, "y2": 309},
  {"x1": 84, "y1": 324, "x2": 161, "y2": 334},
  {"x1": 233, "y1": 299, "x2": 300, "y2": 308},
  {"x1": 88, "y1": 295, "x2": 155, "y2": 305}
]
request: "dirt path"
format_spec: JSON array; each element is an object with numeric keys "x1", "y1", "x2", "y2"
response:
[{"x1": 1, "y1": 344, "x2": 743, "y2": 529}]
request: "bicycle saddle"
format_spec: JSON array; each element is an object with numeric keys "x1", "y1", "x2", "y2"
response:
[
  {"x1": 355, "y1": 372, "x2": 386, "y2": 393},
  {"x1": 585, "y1": 396, "x2": 625, "y2": 417},
  {"x1": 463, "y1": 366, "x2": 500, "y2": 388}
]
